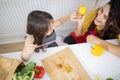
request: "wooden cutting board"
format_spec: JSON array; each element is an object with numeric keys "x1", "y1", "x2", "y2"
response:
[{"x1": 42, "y1": 47, "x2": 91, "y2": 80}]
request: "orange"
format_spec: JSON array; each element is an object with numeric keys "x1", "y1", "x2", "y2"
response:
[{"x1": 78, "y1": 5, "x2": 87, "y2": 15}]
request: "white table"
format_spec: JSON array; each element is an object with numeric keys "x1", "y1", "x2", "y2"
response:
[{"x1": 0, "y1": 39, "x2": 120, "y2": 80}]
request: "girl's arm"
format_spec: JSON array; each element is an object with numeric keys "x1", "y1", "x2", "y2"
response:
[
  {"x1": 53, "y1": 16, "x2": 70, "y2": 28},
  {"x1": 87, "y1": 35, "x2": 120, "y2": 57},
  {"x1": 21, "y1": 36, "x2": 37, "y2": 61},
  {"x1": 53, "y1": 12, "x2": 86, "y2": 37}
]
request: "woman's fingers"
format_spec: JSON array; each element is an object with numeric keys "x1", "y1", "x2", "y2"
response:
[
  {"x1": 87, "y1": 35, "x2": 96, "y2": 44},
  {"x1": 70, "y1": 11, "x2": 87, "y2": 24},
  {"x1": 87, "y1": 35, "x2": 101, "y2": 45},
  {"x1": 70, "y1": 12, "x2": 78, "y2": 21}
]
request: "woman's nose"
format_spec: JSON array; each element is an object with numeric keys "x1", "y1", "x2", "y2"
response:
[{"x1": 97, "y1": 14, "x2": 103, "y2": 20}]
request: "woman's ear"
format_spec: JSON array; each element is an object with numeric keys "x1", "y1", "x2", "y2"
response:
[{"x1": 109, "y1": 22, "x2": 113, "y2": 26}]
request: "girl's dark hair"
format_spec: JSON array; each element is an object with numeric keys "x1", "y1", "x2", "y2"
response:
[
  {"x1": 27, "y1": 10, "x2": 53, "y2": 52},
  {"x1": 88, "y1": 0, "x2": 120, "y2": 39}
]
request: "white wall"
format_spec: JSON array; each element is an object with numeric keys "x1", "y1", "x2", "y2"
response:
[
  {"x1": 0, "y1": 0, "x2": 104, "y2": 44},
  {"x1": 95, "y1": 0, "x2": 110, "y2": 8}
]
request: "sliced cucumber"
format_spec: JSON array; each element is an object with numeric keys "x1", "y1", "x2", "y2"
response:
[{"x1": 12, "y1": 73, "x2": 18, "y2": 80}]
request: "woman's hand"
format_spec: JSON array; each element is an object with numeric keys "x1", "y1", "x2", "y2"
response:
[
  {"x1": 22, "y1": 36, "x2": 37, "y2": 61},
  {"x1": 77, "y1": 13, "x2": 86, "y2": 25},
  {"x1": 87, "y1": 35, "x2": 120, "y2": 57},
  {"x1": 70, "y1": 12, "x2": 78, "y2": 22},
  {"x1": 70, "y1": 12, "x2": 86, "y2": 25},
  {"x1": 87, "y1": 35, "x2": 102, "y2": 45},
  {"x1": 70, "y1": 12, "x2": 86, "y2": 37}
]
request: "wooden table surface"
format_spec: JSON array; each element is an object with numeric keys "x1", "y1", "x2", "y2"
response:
[{"x1": 0, "y1": 42, "x2": 24, "y2": 54}]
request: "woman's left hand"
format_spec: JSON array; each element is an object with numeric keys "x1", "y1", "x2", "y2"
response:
[{"x1": 87, "y1": 35, "x2": 102, "y2": 45}]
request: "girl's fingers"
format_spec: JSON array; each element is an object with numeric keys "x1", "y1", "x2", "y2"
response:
[
  {"x1": 29, "y1": 47, "x2": 35, "y2": 49},
  {"x1": 29, "y1": 44, "x2": 38, "y2": 48},
  {"x1": 34, "y1": 44, "x2": 38, "y2": 48},
  {"x1": 25, "y1": 36, "x2": 32, "y2": 41},
  {"x1": 25, "y1": 36, "x2": 33, "y2": 44},
  {"x1": 28, "y1": 44, "x2": 35, "y2": 47},
  {"x1": 27, "y1": 45, "x2": 37, "y2": 51}
]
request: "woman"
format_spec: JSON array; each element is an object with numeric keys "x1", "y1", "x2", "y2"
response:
[
  {"x1": 87, "y1": 35, "x2": 120, "y2": 57},
  {"x1": 87, "y1": 0, "x2": 120, "y2": 57},
  {"x1": 64, "y1": 0, "x2": 120, "y2": 44},
  {"x1": 64, "y1": 0, "x2": 120, "y2": 57}
]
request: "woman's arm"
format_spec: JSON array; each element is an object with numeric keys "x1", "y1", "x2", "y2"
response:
[
  {"x1": 75, "y1": 23, "x2": 83, "y2": 37},
  {"x1": 87, "y1": 35, "x2": 120, "y2": 57},
  {"x1": 74, "y1": 12, "x2": 86, "y2": 37},
  {"x1": 54, "y1": 11, "x2": 86, "y2": 37}
]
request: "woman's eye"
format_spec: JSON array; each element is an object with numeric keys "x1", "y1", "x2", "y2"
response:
[
  {"x1": 101, "y1": 8, "x2": 103, "y2": 13},
  {"x1": 98, "y1": 8, "x2": 102, "y2": 14},
  {"x1": 100, "y1": 8, "x2": 103, "y2": 14},
  {"x1": 104, "y1": 15, "x2": 108, "y2": 20}
]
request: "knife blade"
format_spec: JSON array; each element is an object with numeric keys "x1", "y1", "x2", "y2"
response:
[{"x1": 37, "y1": 40, "x2": 56, "y2": 48}]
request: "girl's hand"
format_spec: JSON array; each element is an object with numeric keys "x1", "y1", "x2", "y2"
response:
[
  {"x1": 22, "y1": 36, "x2": 37, "y2": 61},
  {"x1": 87, "y1": 35, "x2": 102, "y2": 45},
  {"x1": 23, "y1": 36, "x2": 37, "y2": 55}
]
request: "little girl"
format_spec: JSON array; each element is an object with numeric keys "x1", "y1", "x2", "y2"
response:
[{"x1": 21, "y1": 10, "x2": 70, "y2": 61}]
